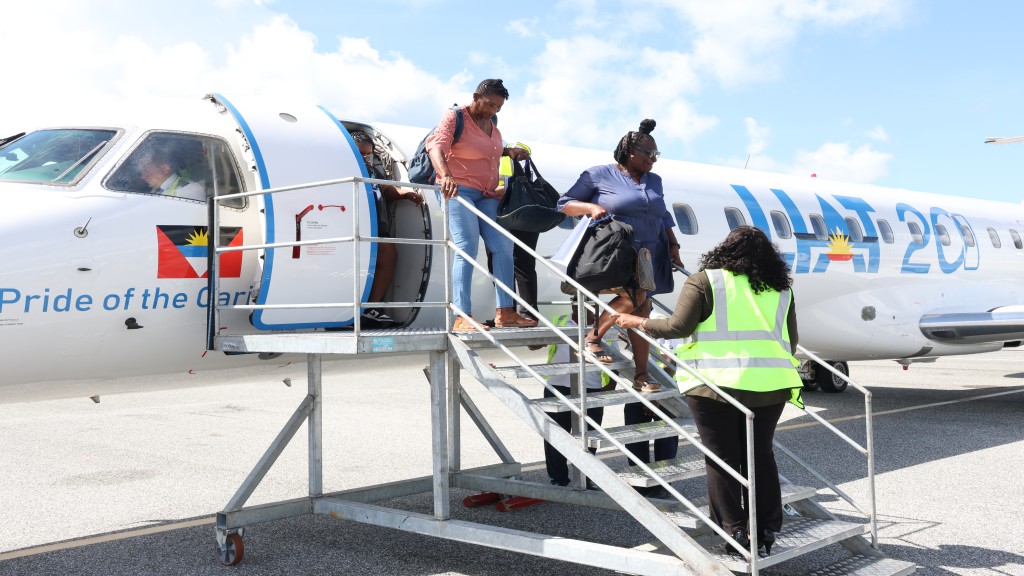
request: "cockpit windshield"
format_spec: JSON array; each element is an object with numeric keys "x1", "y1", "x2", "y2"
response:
[{"x1": 0, "y1": 129, "x2": 119, "y2": 184}]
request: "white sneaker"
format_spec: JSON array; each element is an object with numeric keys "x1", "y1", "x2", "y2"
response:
[{"x1": 362, "y1": 309, "x2": 397, "y2": 325}]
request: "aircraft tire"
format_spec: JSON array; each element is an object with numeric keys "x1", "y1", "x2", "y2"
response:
[{"x1": 815, "y1": 361, "x2": 849, "y2": 393}]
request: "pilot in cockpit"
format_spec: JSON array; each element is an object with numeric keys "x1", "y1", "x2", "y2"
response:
[{"x1": 138, "y1": 147, "x2": 207, "y2": 201}]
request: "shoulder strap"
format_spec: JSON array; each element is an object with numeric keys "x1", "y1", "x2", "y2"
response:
[
  {"x1": 449, "y1": 104, "x2": 496, "y2": 144},
  {"x1": 451, "y1": 104, "x2": 464, "y2": 144}
]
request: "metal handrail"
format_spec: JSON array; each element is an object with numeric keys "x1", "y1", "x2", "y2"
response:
[
  {"x1": 205, "y1": 176, "x2": 447, "y2": 348},
  {"x1": 204, "y1": 171, "x2": 877, "y2": 564},
  {"x1": 444, "y1": 196, "x2": 759, "y2": 561}
]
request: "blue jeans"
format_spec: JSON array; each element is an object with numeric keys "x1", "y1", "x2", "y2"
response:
[{"x1": 447, "y1": 185, "x2": 514, "y2": 314}]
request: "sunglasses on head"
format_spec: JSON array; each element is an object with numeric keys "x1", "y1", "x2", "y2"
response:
[{"x1": 634, "y1": 145, "x2": 660, "y2": 160}]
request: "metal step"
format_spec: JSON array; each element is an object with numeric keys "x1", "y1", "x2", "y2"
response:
[
  {"x1": 585, "y1": 417, "x2": 696, "y2": 450},
  {"x1": 496, "y1": 359, "x2": 633, "y2": 380},
  {"x1": 615, "y1": 452, "x2": 706, "y2": 486},
  {"x1": 661, "y1": 484, "x2": 817, "y2": 530},
  {"x1": 707, "y1": 517, "x2": 868, "y2": 572},
  {"x1": 531, "y1": 388, "x2": 679, "y2": 412},
  {"x1": 454, "y1": 325, "x2": 578, "y2": 349},
  {"x1": 804, "y1": 554, "x2": 917, "y2": 576}
]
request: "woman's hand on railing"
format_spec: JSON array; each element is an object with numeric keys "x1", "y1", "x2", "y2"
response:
[{"x1": 615, "y1": 313, "x2": 645, "y2": 330}]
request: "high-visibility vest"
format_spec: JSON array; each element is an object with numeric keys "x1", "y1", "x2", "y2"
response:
[
  {"x1": 547, "y1": 315, "x2": 610, "y2": 389},
  {"x1": 674, "y1": 269, "x2": 804, "y2": 408},
  {"x1": 498, "y1": 142, "x2": 531, "y2": 188}
]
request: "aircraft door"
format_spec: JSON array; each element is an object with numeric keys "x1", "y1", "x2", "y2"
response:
[{"x1": 212, "y1": 94, "x2": 375, "y2": 330}]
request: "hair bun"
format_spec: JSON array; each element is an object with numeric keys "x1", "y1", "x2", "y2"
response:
[{"x1": 638, "y1": 119, "x2": 656, "y2": 135}]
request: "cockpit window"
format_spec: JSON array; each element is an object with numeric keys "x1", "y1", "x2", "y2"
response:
[
  {"x1": 105, "y1": 132, "x2": 245, "y2": 208},
  {"x1": 0, "y1": 129, "x2": 119, "y2": 184}
]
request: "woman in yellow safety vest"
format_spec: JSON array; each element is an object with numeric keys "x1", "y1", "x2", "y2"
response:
[{"x1": 614, "y1": 226, "x2": 802, "y2": 555}]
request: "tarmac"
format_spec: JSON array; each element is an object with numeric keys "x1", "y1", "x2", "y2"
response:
[{"x1": 1, "y1": 346, "x2": 1023, "y2": 575}]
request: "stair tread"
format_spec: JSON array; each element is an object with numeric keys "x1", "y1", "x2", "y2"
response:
[
  {"x1": 532, "y1": 388, "x2": 679, "y2": 412},
  {"x1": 804, "y1": 554, "x2": 917, "y2": 576},
  {"x1": 497, "y1": 359, "x2": 633, "y2": 380},
  {"x1": 455, "y1": 326, "x2": 579, "y2": 349},
  {"x1": 585, "y1": 417, "x2": 696, "y2": 449},
  {"x1": 709, "y1": 516, "x2": 868, "y2": 572},
  {"x1": 616, "y1": 452, "x2": 707, "y2": 486},
  {"x1": 660, "y1": 485, "x2": 817, "y2": 529}
]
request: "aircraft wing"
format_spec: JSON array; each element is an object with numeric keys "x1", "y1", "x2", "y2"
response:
[{"x1": 919, "y1": 308, "x2": 1024, "y2": 344}]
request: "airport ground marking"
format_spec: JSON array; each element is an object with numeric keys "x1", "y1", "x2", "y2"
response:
[
  {"x1": 0, "y1": 517, "x2": 214, "y2": 561},
  {"x1": 776, "y1": 387, "x2": 1024, "y2": 432}
]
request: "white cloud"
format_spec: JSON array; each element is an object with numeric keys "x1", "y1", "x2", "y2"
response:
[
  {"x1": 864, "y1": 125, "x2": 889, "y2": 141},
  {"x1": 652, "y1": 0, "x2": 908, "y2": 85},
  {"x1": 503, "y1": 36, "x2": 716, "y2": 151},
  {"x1": 0, "y1": 0, "x2": 905, "y2": 170},
  {"x1": 790, "y1": 142, "x2": 892, "y2": 182},
  {"x1": 744, "y1": 117, "x2": 771, "y2": 156},
  {"x1": 726, "y1": 125, "x2": 893, "y2": 184},
  {"x1": 0, "y1": 9, "x2": 465, "y2": 133},
  {"x1": 507, "y1": 17, "x2": 540, "y2": 38}
]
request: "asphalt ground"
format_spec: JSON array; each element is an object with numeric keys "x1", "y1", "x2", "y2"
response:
[{"x1": 1, "y1": 347, "x2": 1022, "y2": 575}]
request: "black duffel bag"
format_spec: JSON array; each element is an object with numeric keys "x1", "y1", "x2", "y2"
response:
[
  {"x1": 496, "y1": 158, "x2": 565, "y2": 233},
  {"x1": 567, "y1": 217, "x2": 637, "y2": 295}
]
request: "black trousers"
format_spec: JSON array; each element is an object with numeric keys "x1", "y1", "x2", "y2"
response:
[
  {"x1": 510, "y1": 229, "x2": 539, "y2": 317},
  {"x1": 685, "y1": 395, "x2": 785, "y2": 533},
  {"x1": 484, "y1": 229, "x2": 539, "y2": 317},
  {"x1": 544, "y1": 384, "x2": 604, "y2": 485},
  {"x1": 623, "y1": 402, "x2": 679, "y2": 464}
]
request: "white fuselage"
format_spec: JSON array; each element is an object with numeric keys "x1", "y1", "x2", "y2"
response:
[{"x1": 1, "y1": 97, "x2": 1022, "y2": 401}]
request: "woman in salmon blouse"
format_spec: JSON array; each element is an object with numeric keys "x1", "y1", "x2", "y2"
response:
[{"x1": 427, "y1": 79, "x2": 536, "y2": 332}]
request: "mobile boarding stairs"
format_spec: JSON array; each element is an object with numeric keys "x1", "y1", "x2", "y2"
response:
[{"x1": 205, "y1": 175, "x2": 916, "y2": 576}]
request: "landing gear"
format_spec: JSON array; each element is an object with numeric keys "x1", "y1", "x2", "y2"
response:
[
  {"x1": 215, "y1": 529, "x2": 245, "y2": 566},
  {"x1": 815, "y1": 361, "x2": 849, "y2": 393}
]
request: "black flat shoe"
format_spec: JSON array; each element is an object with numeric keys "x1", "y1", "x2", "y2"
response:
[{"x1": 757, "y1": 528, "x2": 776, "y2": 555}]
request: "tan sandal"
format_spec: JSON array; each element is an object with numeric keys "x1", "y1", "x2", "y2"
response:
[
  {"x1": 494, "y1": 308, "x2": 538, "y2": 328},
  {"x1": 633, "y1": 372, "x2": 661, "y2": 393},
  {"x1": 452, "y1": 316, "x2": 488, "y2": 333}
]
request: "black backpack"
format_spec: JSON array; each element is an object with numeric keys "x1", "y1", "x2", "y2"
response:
[
  {"x1": 407, "y1": 106, "x2": 497, "y2": 185},
  {"x1": 568, "y1": 218, "x2": 637, "y2": 297}
]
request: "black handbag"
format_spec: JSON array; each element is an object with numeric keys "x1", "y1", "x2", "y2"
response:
[
  {"x1": 567, "y1": 218, "x2": 637, "y2": 294},
  {"x1": 496, "y1": 158, "x2": 565, "y2": 233}
]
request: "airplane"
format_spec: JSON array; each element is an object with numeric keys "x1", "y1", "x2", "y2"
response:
[{"x1": 2, "y1": 93, "x2": 1023, "y2": 403}]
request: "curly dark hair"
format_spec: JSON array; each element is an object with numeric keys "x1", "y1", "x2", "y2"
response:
[
  {"x1": 475, "y1": 78, "x2": 510, "y2": 100},
  {"x1": 613, "y1": 119, "x2": 656, "y2": 164},
  {"x1": 698, "y1": 226, "x2": 792, "y2": 293}
]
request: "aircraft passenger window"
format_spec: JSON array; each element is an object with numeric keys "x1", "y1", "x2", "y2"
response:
[
  {"x1": 724, "y1": 207, "x2": 746, "y2": 230},
  {"x1": 987, "y1": 227, "x2": 1002, "y2": 248},
  {"x1": 843, "y1": 217, "x2": 864, "y2": 242},
  {"x1": 935, "y1": 224, "x2": 951, "y2": 246},
  {"x1": 770, "y1": 211, "x2": 792, "y2": 239},
  {"x1": 955, "y1": 218, "x2": 976, "y2": 247},
  {"x1": 809, "y1": 213, "x2": 827, "y2": 240},
  {"x1": 1011, "y1": 229, "x2": 1023, "y2": 249},
  {"x1": 105, "y1": 132, "x2": 245, "y2": 209},
  {"x1": 907, "y1": 222, "x2": 924, "y2": 245},
  {"x1": 672, "y1": 204, "x2": 698, "y2": 235},
  {"x1": 876, "y1": 219, "x2": 894, "y2": 243}
]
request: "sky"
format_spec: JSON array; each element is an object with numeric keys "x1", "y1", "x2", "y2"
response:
[{"x1": 2, "y1": 0, "x2": 1023, "y2": 202}]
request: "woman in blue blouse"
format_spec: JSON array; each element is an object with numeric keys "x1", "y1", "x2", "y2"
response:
[{"x1": 556, "y1": 119, "x2": 682, "y2": 392}]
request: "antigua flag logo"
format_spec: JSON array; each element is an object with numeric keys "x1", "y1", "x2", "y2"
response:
[{"x1": 156, "y1": 225, "x2": 243, "y2": 278}]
